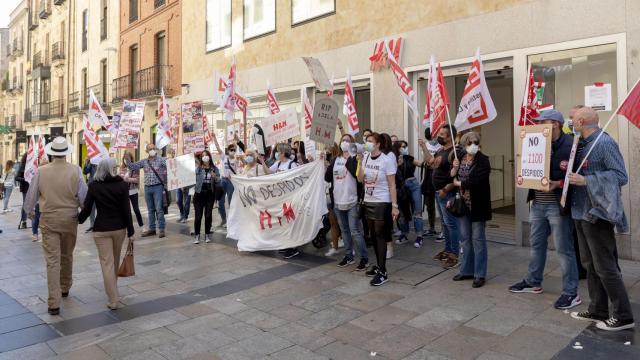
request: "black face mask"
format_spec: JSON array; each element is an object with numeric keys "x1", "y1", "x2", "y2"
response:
[{"x1": 437, "y1": 137, "x2": 446, "y2": 146}]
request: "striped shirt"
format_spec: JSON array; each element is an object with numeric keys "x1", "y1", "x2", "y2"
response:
[{"x1": 571, "y1": 129, "x2": 628, "y2": 221}]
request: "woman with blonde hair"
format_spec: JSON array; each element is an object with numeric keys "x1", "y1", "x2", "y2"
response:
[{"x1": 242, "y1": 149, "x2": 271, "y2": 178}]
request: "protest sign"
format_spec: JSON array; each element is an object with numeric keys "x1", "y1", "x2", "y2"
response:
[
  {"x1": 302, "y1": 57, "x2": 332, "y2": 91},
  {"x1": 228, "y1": 161, "x2": 328, "y2": 251},
  {"x1": 515, "y1": 124, "x2": 552, "y2": 191},
  {"x1": 167, "y1": 153, "x2": 196, "y2": 191},
  {"x1": 261, "y1": 107, "x2": 300, "y2": 147},
  {"x1": 584, "y1": 83, "x2": 612, "y2": 111},
  {"x1": 310, "y1": 97, "x2": 340, "y2": 145},
  {"x1": 115, "y1": 100, "x2": 145, "y2": 148},
  {"x1": 182, "y1": 102, "x2": 205, "y2": 153}
]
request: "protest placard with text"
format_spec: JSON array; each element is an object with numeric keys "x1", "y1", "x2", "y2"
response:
[
  {"x1": 515, "y1": 124, "x2": 552, "y2": 191},
  {"x1": 310, "y1": 97, "x2": 339, "y2": 145},
  {"x1": 167, "y1": 153, "x2": 196, "y2": 191},
  {"x1": 261, "y1": 108, "x2": 300, "y2": 147}
]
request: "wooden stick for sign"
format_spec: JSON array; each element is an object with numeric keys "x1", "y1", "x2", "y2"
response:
[
  {"x1": 243, "y1": 110, "x2": 247, "y2": 146},
  {"x1": 560, "y1": 135, "x2": 579, "y2": 208},
  {"x1": 444, "y1": 106, "x2": 458, "y2": 161}
]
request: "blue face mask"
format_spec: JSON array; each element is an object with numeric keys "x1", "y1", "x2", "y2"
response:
[
  {"x1": 274, "y1": 152, "x2": 279, "y2": 159},
  {"x1": 245, "y1": 156, "x2": 255, "y2": 164}
]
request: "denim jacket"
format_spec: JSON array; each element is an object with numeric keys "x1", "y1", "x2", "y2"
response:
[{"x1": 194, "y1": 166, "x2": 221, "y2": 193}]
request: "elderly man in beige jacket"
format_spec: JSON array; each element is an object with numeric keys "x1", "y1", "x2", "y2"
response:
[{"x1": 24, "y1": 137, "x2": 87, "y2": 315}]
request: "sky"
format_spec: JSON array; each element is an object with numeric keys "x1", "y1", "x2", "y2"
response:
[{"x1": 0, "y1": 0, "x2": 23, "y2": 28}]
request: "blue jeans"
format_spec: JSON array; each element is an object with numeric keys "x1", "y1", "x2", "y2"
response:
[
  {"x1": 176, "y1": 187, "x2": 192, "y2": 220},
  {"x1": 457, "y1": 215, "x2": 487, "y2": 278},
  {"x1": 217, "y1": 178, "x2": 235, "y2": 222},
  {"x1": 334, "y1": 205, "x2": 368, "y2": 261},
  {"x1": 398, "y1": 178, "x2": 424, "y2": 236},
  {"x1": 526, "y1": 202, "x2": 578, "y2": 296},
  {"x1": 435, "y1": 191, "x2": 459, "y2": 255},
  {"x1": 32, "y1": 204, "x2": 40, "y2": 235},
  {"x1": 144, "y1": 184, "x2": 165, "y2": 231},
  {"x1": 2, "y1": 186, "x2": 13, "y2": 210}
]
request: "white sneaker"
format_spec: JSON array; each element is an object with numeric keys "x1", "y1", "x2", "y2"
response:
[
  {"x1": 6, "y1": 209, "x2": 14, "y2": 213},
  {"x1": 386, "y1": 246, "x2": 394, "y2": 259},
  {"x1": 325, "y1": 248, "x2": 339, "y2": 257},
  {"x1": 32, "y1": 234, "x2": 38, "y2": 242},
  {"x1": 193, "y1": 235, "x2": 200, "y2": 244},
  {"x1": 337, "y1": 238, "x2": 344, "y2": 248},
  {"x1": 392, "y1": 229, "x2": 402, "y2": 237},
  {"x1": 205, "y1": 234, "x2": 212, "y2": 243}
]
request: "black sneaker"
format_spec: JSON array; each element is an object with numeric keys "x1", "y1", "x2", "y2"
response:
[
  {"x1": 508, "y1": 280, "x2": 543, "y2": 294},
  {"x1": 596, "y1": 317, "x2": 635, "y2": 331},
  {"x1": 554, "y1": 294, "x2": 582, "y2": 310},
  {"x1": 472, "y1": 278, "x2": 486, "y2": 288},
  {"x1": 19, "y1": 221, "x2": 27, "y2": 230},
  {"x1": 413, "y1": 237, "x2": 423, "y2": 248},
  {"x1": 366, "y1": 265, "x2": 379, "y2": 277},
  {"x1": 370, "y1": 271, "x2": 388, "y2": 286},
  {"x1": 453, "y1": 274, "x2": 474, "y2": 281},
  {"x1": 48, "y1": 308, "x2": 60, "y2": 315},
  {"x1": 355, "y1": 259, "x2": 369, "y2": 271},
  {"x1": 61, "y1": 292, "x2": 69, "y2": 298},
  {"x1": 283, "y1": 248, "x2": 300, "y2": 259},
  {"x1": 337, "y1": 256, "x2": 355, "y2": 267},
  {"x1": 570, "y1": 311, "x2": 608, "y2": 322}
]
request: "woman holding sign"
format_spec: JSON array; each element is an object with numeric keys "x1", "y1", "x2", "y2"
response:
[
  {"x1": 357, "y1": 133, "x2": 399, "y2": 286},
  {"x1": 192, "y1": 150, "x2": 221, "y2": 244},
  {"x1": 450, "y1": 131, "x2": 491, "y2": 288}
]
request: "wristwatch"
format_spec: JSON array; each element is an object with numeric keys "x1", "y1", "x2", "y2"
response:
[{"x1": 392, "y1": 203, "x2": 398, "y2": 209}]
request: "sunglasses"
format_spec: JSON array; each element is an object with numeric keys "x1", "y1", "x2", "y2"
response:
[{"x1": 467, "y1": 140, "x2": 480, "y2": 146}]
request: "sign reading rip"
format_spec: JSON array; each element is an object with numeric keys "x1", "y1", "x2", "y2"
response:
[{"x1": 310, "y1": 97, "x2": 340, "y2": 145}]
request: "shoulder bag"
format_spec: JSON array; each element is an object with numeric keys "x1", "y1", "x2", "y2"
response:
[
  {"x1": 147, "y1": 160, "x2": 171, "y2": 214},
  {"x1": 117, "y1": 238, "x2": 135, "y2": 277}
]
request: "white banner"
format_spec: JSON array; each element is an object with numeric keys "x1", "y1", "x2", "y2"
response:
[
  {"x1": 302, "y1": 57, "x2": 332, "y2": 91},
  {"x1": 167, "y1": 153, "x2": 196, "y2": 191},
  {"x1": 228, "y1": 161, "x2": 328, "y2": 251},
  {"x1": 261, "y1": 107, "x2": 300, "y2": 147}
]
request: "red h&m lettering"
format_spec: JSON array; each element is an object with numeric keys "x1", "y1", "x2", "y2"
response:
[
  {"x1": 259, "y1": 210, "x2": 273, "y2": 230},
  {"x1": 369, "y1": 38, "x2": 403, "y2": 71},
  {"x1": 283, "y1": 203, "x2": 295, "y2": 222}
]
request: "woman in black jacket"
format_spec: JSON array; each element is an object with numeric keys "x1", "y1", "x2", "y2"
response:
[
  {"x1": 79, "y1": 158, "x2": 134, "y2": 310},
  {"x1": 450, "y1": 131, "x2": 491, "y2": 288}
]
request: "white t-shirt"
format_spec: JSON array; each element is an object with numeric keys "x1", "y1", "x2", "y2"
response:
[
  {"x1": 222, "y1": 155, "x2": 239, "y2": 178},
  {"x1": 245, "y1": 164, "x2": 267, "y2": 178},
  {"x1": 363, "y1": 153, "x2": 396, "y2": 203},
  {"x1": 270, "y1": 159, "x2": 298, "y2": 173},
  {"x1": 332, "y1": 156, "x2": 357, "y2": 207}
]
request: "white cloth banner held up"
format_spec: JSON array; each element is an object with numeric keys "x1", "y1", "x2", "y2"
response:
[
  {"x1": 83, "y1": 114, "x2": 110, "y2": 165},
  {"x1": 156, "y1": 88, "x2": 172, "y2": 150},
  {"x1": 454, "y1": 48, "x2": 497, "y2": 131},
  {"x1": 228, "y1": 161, "x2": 328, "y2": 251}
]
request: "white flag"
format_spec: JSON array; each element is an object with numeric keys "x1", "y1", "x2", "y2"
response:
[
  {"x1": 302, "y1": 91, "x2": 313, "y2": 136},
  {"x1": 88, "y1": 89, "x2": 116, "y2": 136},
  {"x1": 454, "y1": 48, "x2": 497, "y2": 131},
  {"x1": 266, "y1": 81, "x2": 281, "y2": 115},
  {"x1": 342, "y1": 69, "x2": 359, "y2": 135},
  {"x1": 221, "y1": 58, "x2": 237, "y2": 122},
  {"x1": 24, "y1": 136, "x2": 38, "y2": 183},
  {"x1": 156, "y1": 88, "x2": 172, "y2": 149},
  {"x1": 83, "y1": 114, "x2": 110, "y2": 165}
]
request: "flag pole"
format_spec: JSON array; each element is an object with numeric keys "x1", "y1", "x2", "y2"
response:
[
  {"x1": 575, "y1": 77, "x2": 640, "y2": 173},
  {"x1": 445, "y1": 107, "x2": 458, "y2": 161}
]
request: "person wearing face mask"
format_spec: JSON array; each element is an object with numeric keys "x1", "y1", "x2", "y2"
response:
[
  {"x1": 242, "y1": 149, "x2": 271, "y2": 177},
  {"x1": 391, "y1": 140, "x2": 429, "y2": 248},
  {"x1": 419, "y1": 129, "x2": 439, "y2": 240},
  {"x1": 192, "y1": 150, "x2": 220, "y2": 244},
  {"x1": 269, "y1": 142, "x2": 301, "y2": 259},
  {"x1": 125, "y1": 143, "x2": 168, "y2": 238},
  {"x1": 120, "y1": 151, "x2": 145, "y2": 230},
  {"x1": 566, "y1": 105, "x2": 587, "y2": 279},
  {"x1": 450, "y1": 131, "x2": 491, "y2": 288},
  {"x1": 430, "y1": 125, "x2": 460, "y2": 269},
  {"x1": 357, "y1": 133, "x2": 400, "y2": 286},
  {"x1": 567, "y1": 107, "x2": 634, "y2": 331},
  {"x1": 509, "y1": 110, "x2": 582, "y2": 309},
  {"x1": 212, "y1": 135, "x2": 245, "y2": 229},
  {"x1": 378, "y1": 133, "x2": 397, "y2": 259}
]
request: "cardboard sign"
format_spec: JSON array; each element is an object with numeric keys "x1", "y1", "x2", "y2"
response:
[
  {"x1": 310, "y1": 97, "x2": 340, "y2": 145},
  {"x1": 261, "y1": 107, "x2": 300, "y2": 147},
  {"x1": 302, "y1": 57, "x2": 332, "y2": 92},
  {"x1": 181, "y1": 102, "x2": 205, "y2": 153},
  {"x1": 167, "y1": 153, "x2": 196, "y2": 191},
  {"x1": 114, "y1": 100, "x2": 145, "y2": 149},
  {"x1": 515, "y1": 124, "x2": 552, "y2": 191}
]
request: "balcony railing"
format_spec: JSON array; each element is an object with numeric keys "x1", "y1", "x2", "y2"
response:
[
  {"x1": 112, "y1": 74, "x2": 131, "y2": 103},
  {"x1": 54, "y1": 0, "x2": 65, "y2": 5},
  {"x1": 49, "y1": 99, "x2": 64, "y2": 118},
  {"x1": 12, "y1": 39, "x2": 23, "y2": 56},
  {"x1": 33, "y1": 51, "x2": 42, "y2": 67},
  {"x1": 154, "y1": 0, "x2": 166, "y2": 9},
  {"x1": 32, "y1": 103, "x2": 50, "y2": 121},
  {"x1": 88, "y1": 83, "x2": 110, "y2": 108},
  {"x1": 39, "y1": 1, "x2": 52, "y2": 19},
  {"x1": 8, "y1": 115, "x2": 17, "y2": 128},
  {"x1": 134, "y1": 64, "x2": 172, "y2": 98},
  {"x1": 68, "y1": 91, "x2": 79, "y2": 113},
  {"x1": 24, "y1": 109, "x2": 32, "y2": 122},
  {"x1": 52, "y1": 41, "x2": 65, "y2": 62}
]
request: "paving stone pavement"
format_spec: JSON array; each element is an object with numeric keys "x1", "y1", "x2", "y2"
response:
[{"x1": 0, "y1": 195, "x2": 639, "y2": 359}]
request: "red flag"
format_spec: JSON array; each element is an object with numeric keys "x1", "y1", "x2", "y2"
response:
[
  {"x1": 203, "y1": 114, "x2": 213, "y2": 145},
  {"x1": 266, "y1": 82, "x2": 281, "y2": 115},
  {"x1": 221, "y1": 58, "x2": 236, "y2": 121},
  {"x1": 425, "y1": 57, "x2": 450, "y2": 139},
  {"x1": 37, "y1": 135, "x2": 46, "y2": 162},
  {"x1": 518, "y1": 64, "x2": 539, "y2": 126},
  {"x1": 302, "y1": 91, "x2": 313, "y2": 131},
  {"x1": 343, "y1": 69, "x2": 359, "y2": 135},
  {"x1": 83, "y1": 115, "x2": 109, "y2": 165},
  {"x1": 617, "y1": 79, "x2": 640, "y2": 128}
]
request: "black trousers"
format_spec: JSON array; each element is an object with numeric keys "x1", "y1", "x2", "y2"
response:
[
  {"x1": 424, "y1": 192, "x2": 436, "y2": 230},
  {"x1": 129, "y1": 194, "x2": 144, "y2": 227},
  {"x1": 194, "y1": 189, "x2": 214, "y2": 235},
  {"x1": 574, "y1": 219, "x2": 634, "y2": 321},
  {"x1": 364, "y1": 202, "x2": 392, "y2": 273}
]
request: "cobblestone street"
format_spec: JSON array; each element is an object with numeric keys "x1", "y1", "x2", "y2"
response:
[{"x1": 0, "y1": 195, "x2": 638, "y2": 360}]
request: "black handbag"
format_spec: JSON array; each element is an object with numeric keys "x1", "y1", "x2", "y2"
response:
[{"x1": 446, "y1": 192, "x2": 468, "y2": 218}]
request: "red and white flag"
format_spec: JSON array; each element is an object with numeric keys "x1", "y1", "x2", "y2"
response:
[
  {"x1": 266, "y1": 82, "x2": 281, "y2": 115},
  {"x1": 302, "y1": 91, "x2": 313, "y2": 133},
  {"x1": 617, "y1": 78, "x2": 640, "y2": 129},
  {"x1": 343, "y1": 69, "x2": 359, "y2": 135},
  {"x1": 156, "y1": 88, "x2": 172, "y2": 150},
  {"x1": 37, "y1": 135, "x2": 46, "y2": 162},
  {"x1": 221, "y1": 58, "x2": 237, "y2": 122},
  {"x1": 83, "y1": 114, "x2": 109, "y2": 165},
  {"x1": 235, "y1": 91, "x2": 253, "y2": 117},
  {"x1": 384, "y1": 41, "x2": 418, "y2": 120},
  {"x1": 425, "y1": 56, "x2": 450, "y2": 138},
  {"x1": 24, "y1": 135, "x2": 38, "y2": 183},
  {"x1": 89, "y1": 89, "x2": 116, "y2": 136},
  {"x1": 454, "y1": 49, "x2": 497, "y2": 131},
  {"x1": 203, "y1": 114, "x2": 213, "y2": 145},
  {"x1": 518, "y1": 64, "x2": 539, "y2": 126}
]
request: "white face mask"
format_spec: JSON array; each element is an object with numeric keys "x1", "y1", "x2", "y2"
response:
[
  {"x1": 400, "y1": 148, "x2": 409, "y2": 156},
  {"x1": 202, "y1": 156, "x2": 210, "y2": 163},
  {"x1": 148, "y1": 150, "x2": 157, "y2": 157},
  {"x1": 340, "y1": 141, "x2": 350, "y2": 152},
  {"x1": 466, "y1": 144, "x2": 479, "y2": 155},
  {"x1": 364, "y1": 142, "x2": 375, "y2": 152},
  {"x1": 289, "y1": 154, "x2": 295, "y2": 161}
]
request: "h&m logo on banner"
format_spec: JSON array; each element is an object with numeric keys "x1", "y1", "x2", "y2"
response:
[{"x1": 369, "y1": 37, "x2": 403, "y2": 71}]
